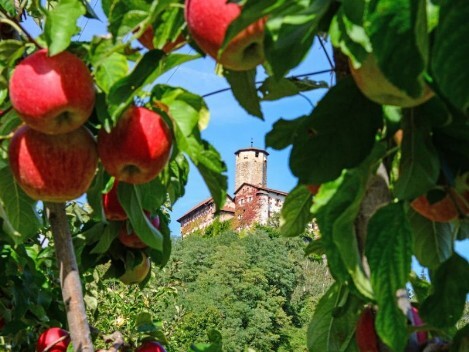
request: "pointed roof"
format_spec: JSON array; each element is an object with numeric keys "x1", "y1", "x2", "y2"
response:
[
  {"x1": 234, "y1": 182, "x2": 287, "y2": 196},
  {"x1": 176, "y1": 195, "x2": 235, "y2": 223},
  {"x1": 234, "y1": 147, "x2": 269, "y2": 156}
]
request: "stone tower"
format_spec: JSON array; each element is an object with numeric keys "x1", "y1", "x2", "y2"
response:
[{"x1": 234, "y1": 146, "x2": 269, "y2": 190}]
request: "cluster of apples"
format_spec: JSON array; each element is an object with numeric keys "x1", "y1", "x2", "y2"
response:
[
  {"x1": 36, "y1": 327, "x2": 167, "y2": 352},
  {"x1": 7, "y1": 48, "x2": 173, "y2": 204},
  {"x1": 102, "y1": 180, "x2": 161, "y2": 285}
]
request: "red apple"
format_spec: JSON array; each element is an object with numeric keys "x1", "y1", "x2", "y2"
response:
[
  {"x1": 185, "y1": 0, "x2": 265, "y2": 71},
  {"x1": 350, "y1": 55, "x2": 434, "y2": 108},
  {"x1": 97, "y1": 106, "x2": 172, "y2": 184},
  {"x1": 8, "y1": 125, "x2": 98, "y2": 202},
  {"x1": 36, "y1": 327, "x2": 70, "y2": 352},
  {"x1": 356, "y1": 307, "x2": 380, "y2": 352},
  {"x1": 9, "y1": 49, "x2": 95, "y2": 135},
  {"x1": 137, "y1": 26, "x2": 186, "y2": 53},
  {"x1": 102, "y1": 180, "x2": 127, "y2": 221},
  {"x1": 409, "y1": 306, "x2": 428, "y2": 346},
  {"x1": 119, "y1": 252, "x2": 151, "y2": 285},
  {"x1": 136, "y1": 341, "x2": 167, "y2": 352},
  {"x1": 118, "y1": 213, "x2": 160, "y2": 249}
]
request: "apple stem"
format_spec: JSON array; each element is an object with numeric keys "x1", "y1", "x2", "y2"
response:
[{"x1": 45, "y1": 202, "x2": 95, "y2": 352}]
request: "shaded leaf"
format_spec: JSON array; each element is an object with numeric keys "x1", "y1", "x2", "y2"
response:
[
  {"x1": 366, "y1": 202, "x2": 413, "y2": 352},
  {"x1": 408, "y1": 209, "x2": 453, "y2": 269},
  {"x1": 264, "y1": 0, "x2": 332, "y2": 78},
  {"x1": 290, "y1": 76, "x2": 383, "y2": 185},
  {"x1": 259, "y1": 76, "x2": 327, "y2": 101},
  {"x1": 117, "y1": 183, "x2": 164, "y2": 251},
  {"x1": 431, "y1": 0, "x2": 469, "y2": 114},
  {"x1": 307, "y1": 283, "x2": 361, "y2": 352},
  {"x1": 420, "y1": 254, "x2": 469, "y2": 328},
  {"x1": 0, "y1": 167, "x2": 42, "y2": 244},
  {"x1": 394, "y1": 106, "x2": 440, "y2": 200},
  {"x1": 0, "y1": 40, "x2": 25, "y2": 66},
  {"x1": 223, "y1": 68, "x2": 262, "y2": 118},
  {"x1": 265, "y1": 116, "x2": 308, "y2": 151},
  {"x1": 279, "y1": 184, "x2": 313, "y2": 237}
]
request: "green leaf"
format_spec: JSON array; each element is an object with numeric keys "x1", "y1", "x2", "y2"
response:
[
  {"x1": 408, "y1": 209, "x2": 453, "y2": 270},
  {"x1": 86, "y1": 167, "x2": 105, "y2": 221},
  {"x1": 431, "y1": 0, "x2": 469, "y2": 114},
  {"x1": 80, "y1": 0, "x2": 100, "y2": 19},
  {"x1": 420, "y1": 254, "x2": 469, "y2": 328},
  {"x1": 44, "y1": 0, "x2": 86, "y2": 56},
  {"x1": 149, "y1": 3, "x2": 185, "y2": 50},
  {"x1": 90, "y1": 222, "x2": 120, "y2": 254},
  {"x1": 259, "y1": 76, "x2": 327, "y2": 101},
  {"x1": 106, "y1": 0, "x2": 151, "y2": 39},
  {"x1": 264, "y1": 0, "x2": 332, "y2": 78},
  {"x1": 315, "y1": 143, "x2": 386, "y2": 298},
  {"x1": 329, "y1": 6, "x2": 371, "y2": 66},
  {"x1": 366, "y1": 202, "x2": 413, "y2": 352},
  {"x1": 0, "y1": 0, "x2": 17, "y2": 16},
  {"x1": 223, "y1": 69, "x2": 262, "y2": 119},
  {"x1": 265, "y1": 116, "x2": 308, "y2": 151},
  {"x1": 108, "y1": 49, "x2": 165, "y2": 107},
  {"x1": 95, "y1": 52, "x2": 128, "y2": 94},
  {"x1": 193, "y1": 142, "x2": 229, "y2": 212},
  {"x1": 107, "y1": 51, "x2": 200, "y2": 121},
  {"x1": 0, "y1": 167, "x2": 42, "y2": 244},
  {"x1": 394, "y1": 107, "x2": 440, "y2": 200},
  {"x1": 135, "y1": 312, "x2": 158, "y2": 333},
  {"x1": 222, "y1": 0, "x2": 292, "y2": 50},
  {"x1": 0, "y1": 40, "x2": 25, "y2": 66},
  {"x1": 409, "y1": 271, "x2": 431, "y2": 303},
  {"x1": 307, "y1": 283, "x2": 361, "y2": 352},
  {"x1": 279, "y1": 184, "x2": 313, "y2": 237},
  {"x1": 117, "y1": 183, "x2": 164, "y2": 251},
  {"x1": 290, "y1": 76, "x2": 383, "y2": 185},
  {"x1": 153, "y1": 86, "x2": 227, "y2": 211},
  {"x1": 365, "y1": 0, "x2": 429, "y2": 98}
]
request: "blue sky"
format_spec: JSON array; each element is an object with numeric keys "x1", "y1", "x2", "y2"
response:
[{"x1": 22, "y1": 4, "x2": 468, "y2": 266}]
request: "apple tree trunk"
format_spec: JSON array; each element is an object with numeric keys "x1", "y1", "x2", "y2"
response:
[{"x1": 46, "y1": 202, "x2": 94, "y2": 352}]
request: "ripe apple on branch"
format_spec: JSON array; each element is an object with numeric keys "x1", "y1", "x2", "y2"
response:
[
  {"x1": 9, "y1": 49, "x2": 96, "y2": 135},
  {"x1": 118, "y1": 212, "x2": 160, "y2": 249},
  {"x1": 185, "y1": 0, "x2": 266, "y2": 71},
  {"x1": 98, "y1": 106, "x2": 173, "y2": 185}
]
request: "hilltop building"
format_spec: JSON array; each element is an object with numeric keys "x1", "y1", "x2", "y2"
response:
[{"x1": 177, "y1": 146, "x2": 287, "y2": 236}]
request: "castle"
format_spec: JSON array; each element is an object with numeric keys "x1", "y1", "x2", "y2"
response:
[{"x1": 177, "y1": 147, "x2": 287, "y2": 236}]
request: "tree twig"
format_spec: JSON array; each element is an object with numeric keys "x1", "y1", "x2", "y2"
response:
[
  {"x1": 0, "y1": 8, "x2": 41, "y2": 48},
  {"x1": 102, "y1": 331, "x2": 125, "y2": 352},
  {"x1": 45, "y1": 202, "x2": 94, "y2": 352}
]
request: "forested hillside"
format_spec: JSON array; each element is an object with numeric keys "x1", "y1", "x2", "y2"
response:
[{"x1": 89, "y1": 224, "x2": 333, "y2": 351}]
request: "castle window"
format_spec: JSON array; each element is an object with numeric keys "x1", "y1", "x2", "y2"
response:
[
  {"x1": 248, "y1": 196, "x2": 252, "y2": 202},
  {"x1": 255, "y1": 152, "x2": 259, "y2": 157}
]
